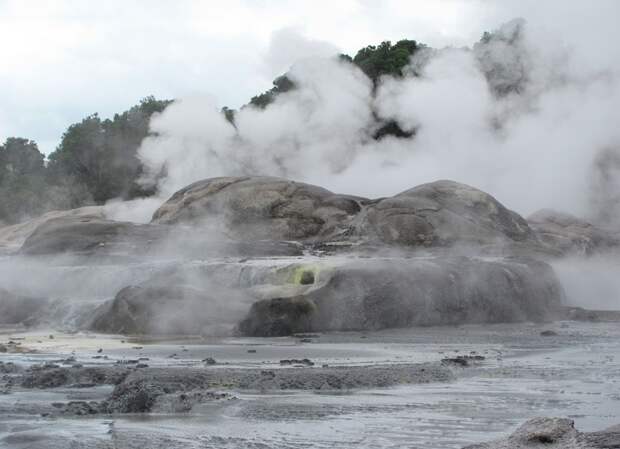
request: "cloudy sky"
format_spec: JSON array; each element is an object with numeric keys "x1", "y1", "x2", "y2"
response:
[{"x1": 0, "y1": 0, "x2": 615, "y2": 154}]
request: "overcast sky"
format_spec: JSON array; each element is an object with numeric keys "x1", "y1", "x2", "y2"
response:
[{"x1": 0, "y1": 0, "x2": 613, "y2": 154}]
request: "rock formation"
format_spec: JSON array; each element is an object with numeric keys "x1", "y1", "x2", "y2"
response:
[
  {"x1": 528, "y1": 209, "x2": 620, "y2": 256},
  {"x1": 0, "y1": 177, "x2": 588, "y2": 335},
  {"x1": 239, "y1": 257, "x2": 563, "y2": 336},
  {"x1": 464, "y1": 417, "x2": 620, "y2": 449}
]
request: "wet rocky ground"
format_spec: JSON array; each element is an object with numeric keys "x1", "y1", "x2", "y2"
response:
[{"x1": 1, "y1": 321, "x2": 619, "y2": 448}]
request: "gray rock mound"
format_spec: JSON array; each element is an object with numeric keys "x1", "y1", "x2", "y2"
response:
[
  {"x1": 18, "y1": 213, "x2": 302, "y2": 258},
  {"x1": 14, "y1": 178, "x2": 544, "y2": 259},
  {"x1": 152, "y1": 176, "x2": 366, "y2": 241},
  {"x1": 103, "y1": 362, "x2": 453, "y2": 413},
  {"x1": 153, "y1": 177, "x2": 538, "y2": 249},
  {"x1": 0, "y1": 288, "x2": 48, "y2": 325},
  {"x1": 239, "y1": 256, "x2": 564, "y2": 336},
  {"x1": 19, "y1": 215, "x2": 165, "y2": 257},
  {"x1": 528, "y1": 209, "x2": 620, "y2": 256},
  {"x1": 0, "y1": 206, "x2": 105, "y2": 255},
  {"x1": 464, "y1": 417, "x2": 620, "y2": 448},
  {"x1": 85, "y1": 254, "x2": 564, "y2": 336},
  {"x1": 90, "y1": 274, "x2": 255, "y2": 335},
  {"x1": 366, "y1": 180, "x2": 537, "y2": 247}
]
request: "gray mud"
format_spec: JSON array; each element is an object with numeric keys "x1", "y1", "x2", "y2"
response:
[{"x1": 1, "y1": 322, "x2": 620, "y2": 448}]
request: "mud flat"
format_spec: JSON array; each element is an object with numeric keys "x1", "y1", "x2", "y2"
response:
[{"x1": 1, "y1": 321, "x2": 619, "y2": 449}]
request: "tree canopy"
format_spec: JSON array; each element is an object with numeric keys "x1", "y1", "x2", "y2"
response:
[
  {"x1": 352, "y1": 39, "x2": 422, "y2": 83},
  {"x1": 0, "y1": 97, "x2": 171, "y2": 224}
]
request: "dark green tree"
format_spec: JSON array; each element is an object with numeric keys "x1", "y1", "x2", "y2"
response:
[
  {"x1": 248, "y1": 75, "x2": 296, "y2": 109},
  {"x1": 0, "y1": 138, "x2": 49, "y2": 224},
  {"x1": 47, "y1": 96, "x2": 172, "y2": 204},
  {"x1": 352, "y1": 39, "x2": 422, "y2": 84}
]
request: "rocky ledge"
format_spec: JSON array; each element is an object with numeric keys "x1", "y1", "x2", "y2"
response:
[
  {"x1": 464, "y1": 417, "x2": 620, "y2": 449},
  {"x1": 1, "y1": 176, "x2": 613, "y2": 335}
]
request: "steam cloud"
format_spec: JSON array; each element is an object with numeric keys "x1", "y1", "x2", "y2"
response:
[{"x1": 126, "y1": 8, "x2": 620, "y2": 231}]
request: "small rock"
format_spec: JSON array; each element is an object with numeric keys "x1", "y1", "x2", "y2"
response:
[
  {"x1": 115, "y1": 359, "x2": 139, "y2": 365},
  {"x1": 441, "y1": 355, "x2": 485, "y2": 367},
  {"x1": 203, "y1": 357, "x2": 217, "y2": 365},
  {"x1": 280, "y1": 358, "x2": 315, "y2": 367},
  {"x1": 540, "y1": 330, "x2": 558, "y2": 337}
]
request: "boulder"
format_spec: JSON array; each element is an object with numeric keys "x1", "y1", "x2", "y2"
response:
[
  {"x1": 239, "y1": 256, "x2": 564, "y2": 336},
  {"x1": 88, "y1": 254, "x2": 563, "y2": 337},
  {"x1": 151, "y1": 176, "x2": 366, "y2": 241},
  {"x1": 0, "y1": 288, "x2": 48, "y2": 325},
  {"x1": 463, "y1": 417, "x2": 620, "y2": 448},
  {"x1": 0, "y1": 206, "x2": 105, "y2": 255},
  {"x1": 19, "y1": 215, "x2": 165, "y2": 257},
  {"x1": 528, "y1": 209, "x2": 620, "y2": 256},
  {"x1": 365, "y1": 180, "x2": 537, "y2": 247},
  {"x1": 14, "y1": 178, "x2": 545, "y2": 259},
  {"x1": 152, "y1": 177, "x2": 539, "y2": 250},
  {"x1": 90, "y1": 274, "x2": 255, "y2": 335},
  {"x1": 18, "y1": 214, "x2": 302, "y2": 258}
]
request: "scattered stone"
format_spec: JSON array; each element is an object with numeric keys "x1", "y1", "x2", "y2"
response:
[
  {"x1": 151, "y1": 390, "x2": 235, "y2": 413},
  {"x1": 62, "y1": 401, "x2": 101, "y2": 416},
  {"x1": 280, "y1": 359, "x2": 315, "y2": 367},
  {"x1": 0, "y1": 361, "x2": 20, "y2": 373},
  {"x1": 115, "y1": 359, "x2": 139, "y2": 365},
  {"x1": 441, "y1": 355, "x2": 486, "y2": 367},
  {"x1": 59, "y1": 356, "x2": 77, "y2": 365},
  {"x1": 104, "y1": 379, "x2": 165, "y2": 413},
  {"x1": 463, "y1": 416, "x2": 620, "y2": 448}
]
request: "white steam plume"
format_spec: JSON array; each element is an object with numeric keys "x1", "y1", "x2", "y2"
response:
[{"x1": 132, "y1": 9, "x2": 620, "y2": 228}]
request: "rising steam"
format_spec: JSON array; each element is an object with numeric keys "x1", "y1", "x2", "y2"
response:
[{"x1": 131, "y1": 11, "x2": 620, "y2": 231}]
